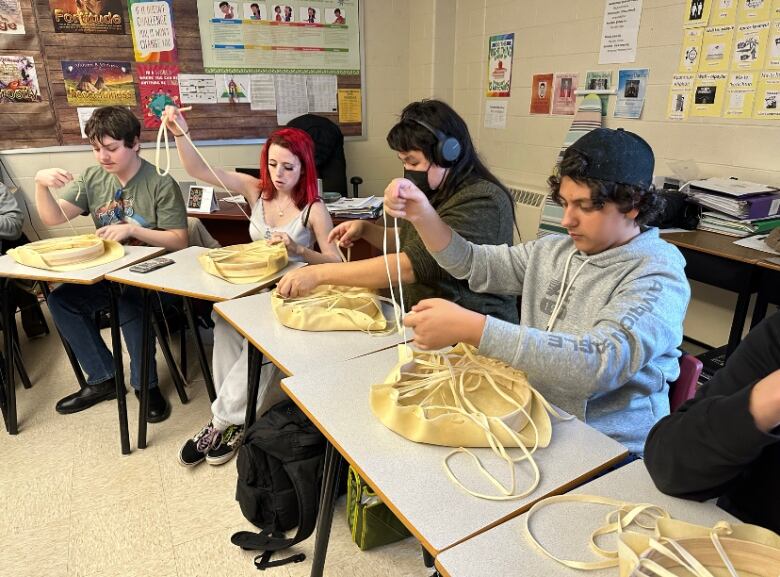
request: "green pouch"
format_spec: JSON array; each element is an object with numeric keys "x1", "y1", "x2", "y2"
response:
[{"x1": 346, "y1": 466, "x2": 411, "y2": 550}]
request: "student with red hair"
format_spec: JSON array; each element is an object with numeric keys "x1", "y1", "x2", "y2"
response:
[{"x1": 162, "y1": 106, "x2": 341, "y2": 466}]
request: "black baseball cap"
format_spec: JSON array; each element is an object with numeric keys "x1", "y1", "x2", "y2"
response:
[{"x1": 567, "y1": 128, "x2": 654, "y2": 188}]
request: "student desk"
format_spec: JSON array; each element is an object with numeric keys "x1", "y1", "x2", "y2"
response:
[
  {"x1": 105, "y1": 246, "x2": 303, "y2": 449},
  {"x1": 280, "y1": 348, "x2": 628, "y2": 577},
  {"x1": 752, "y1": 257, "x2": 780, "y2": 327},
  {"x1": 0, "y1": 246, "x2": 163, "y2": 448},
  {"x1": 435, "y1": 460, "x2": 736, "y2": 577}
]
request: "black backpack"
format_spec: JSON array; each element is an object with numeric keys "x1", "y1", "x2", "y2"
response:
[{"x1": 231, "y1": 401, "x2": 326, "y2": 570}]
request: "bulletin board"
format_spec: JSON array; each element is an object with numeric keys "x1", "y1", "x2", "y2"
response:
[{"x1": 0, "y1": 0, "x2": 364, "y2": 151}]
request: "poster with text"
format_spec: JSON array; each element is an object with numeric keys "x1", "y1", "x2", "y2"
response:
[
  {"x1": 129, "y1": 0, "x2": 177, "y2": 63},
  {"x1": 731, "y1": 21, "x2": 770, "y2": 70},
  {"x1": 679, "y1": 26, "x2": 705, "y2": 72},
  {"x1": 530, "y1": 73, "x2": 553, "y2": 114},
  {"x1": 691, "y1": 71, "x2": 728, "y2": 116},
  {"x1": 765, "y1": 19, "x2": 780, "y2": 68},
  {"x1": 684, "y1": 0, "x2": 712, "y2": 26},
  {"x1": 486, "y1": 33, "x2": 514, "y2": 97},
  {"x1": 615, "y1": 68, "x2": 648, "y2": 118},
  {"x1": 585, "y1": 70, "x2": 613, "y2": 115},
  {"x1": 62, "y1": 61, "x2": 136, "y2": 106},
  {"x1": 701, "y1": 25, "x2": 735, "y2": 70},
  {"x1": 737, "y1": 0, "x2": 772, "y2": 22},
  {"x1": 0, "y1": 55, "x2": 41, "y2": 103},
  {"x1": 724, "y1": 72, "x2": 756, "y2": 117},
  {"x1": 753, "y1": 70, "x2": 780, "y2": 117},
  {"x1": 0, "y1": 0, "x2": 24, "y2": 34},
  {"x1": 49, "y1": 0, "x2": 124, "y2": 34},
  {"x1": 667, "y1": 73, "x2": 695, "y2": 120},
  {"x1": 217, "y1": 74, "x2": 250, "y2": 103},
  {"x1": 599, "y1": 0, "x2": 643, "y2": 63},
  {"x1": 551, "y1": 73, "x2": 578, "y2": 115},
  {"x1": 178, "y1": 74, "x2": 218, "y2": 104},
  {"x1": 137, "y1": 63, "x2": 180, "y2": 128},
  {"x1": 710, "y1": 0, "x2": 737, "y2": 25}
]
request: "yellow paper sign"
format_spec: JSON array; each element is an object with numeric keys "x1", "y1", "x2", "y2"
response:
[
  {"x1": 692, "y1": 72, "x2": 729, "y2": 116},
  {"x1": 753, "y1": 70, "x2": 780, "y2": 117},
  {"x1": 724, "y1": 72, "x2": 757, "y2": 117},
  {"x1": 684, "y1": 0, "x2": 713, "y2": 26},
  {"x1": 732, "y1": 21, "x2": 771, "y2": 69},
  {"x1": 738, "y1": 0, "x2": 772, "y2": 22},
  {"x1": 668, "y1": 74, "x2": 696, "y2": 120},
  {"x1": 679, "y1": 26, "x2": 705, "y2": 72},
  {"x1": 701, "y1": 25, "x2": 736, "y2": 70},
  {"x1": 766, "y1": 20, "x2": 780, "y2": 68},
  {"x1": 337, "y1": 89, "x2": 362, "y2": 123},
  {"x1": 710, "y1": 0, "x2": 738, "y2": 25}
]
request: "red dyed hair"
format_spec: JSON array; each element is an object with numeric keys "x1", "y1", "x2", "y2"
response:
[{"x1": 258, "y1": 127, "x2": 318, "y2": 209}]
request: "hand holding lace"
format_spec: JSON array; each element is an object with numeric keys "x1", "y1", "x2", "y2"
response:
[{"x1": 404, "y1": 298, "x2": 486, "y2": 350}]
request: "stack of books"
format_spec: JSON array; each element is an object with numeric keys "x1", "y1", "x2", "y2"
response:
[
  {"x1": 325, "y1": 195, "x2": 383, "y2": 220},
  {"x1": 687, "y1": 178, "x2": 780, "y2": 237}
]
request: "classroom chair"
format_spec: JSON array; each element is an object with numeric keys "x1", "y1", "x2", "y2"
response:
[{"x1": 669, "y1": 353, "x2": 703, "y2": 412}]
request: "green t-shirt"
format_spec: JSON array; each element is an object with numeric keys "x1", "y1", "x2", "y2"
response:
[{"x1": 62, "y1": 158, "x2": 187, "y2": 232}]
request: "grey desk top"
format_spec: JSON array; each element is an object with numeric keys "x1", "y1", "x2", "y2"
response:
[
  {"x1": 0, "y1": 245, "x2": 164, "y2": 284},
  {"x1": 105, "y1": 246, "x2": 303, "y2": 302},
  {"x1": 436, "y1": 460, "x2": 737, "y2": 577},
  {"x1": 281, "y1": 348, "x2": 628, "y2": 555},
  {"x1": 213, "y1": 290, "x2": 407, "y2": 376}
]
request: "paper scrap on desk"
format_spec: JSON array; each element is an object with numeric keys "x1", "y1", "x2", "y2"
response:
[
  {"x1": 275, "y1": 75, "x2": 309, "y2": 125},
  {"x1": 598, "y1": 0, "x2": 643, "y2": 64},
  {"x1": 484, "y1": 100, "x2": 507, "y2": 129},
  {"x1": 338, "y1": 89, "x2": 362, "y2": 123},
  {"x1": 734, "y1": 235, "x2": 780, "y2": 255},
  {"x1": 249, "y1": 74, "x2": 276, "y2": 110},
  {"x1": 179, "y1": 74, "x2": 217, "y2": 104},
  {"x1": 77, "y1": 107, "x2": 99, "y2": 139},
  {"x1": 307, "y1": 75, "x2": 337, "y2": 112}
]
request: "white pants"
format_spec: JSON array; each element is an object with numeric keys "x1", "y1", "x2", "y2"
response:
[{"x1": 210, "y1": 313, "x2": 288, "y2": 429}]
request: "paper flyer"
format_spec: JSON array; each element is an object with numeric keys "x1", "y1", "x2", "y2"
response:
[
  {"x1": 337, "y1": 88, "x2": 361, "y2": 123},
  {"x1": 710, "y1": 0, "x2": 737, "y2": 25},
  {"x1": 530, "y1": 73, "x2": 554, "y2": 114},
  {"x1": 61, "y1": 60, "x2": 136, "y2": 106},
  {"x1": 691, "y1": 71, "x2": 728, "y2": 116},
  {"x1": 683, "y1": 0, "x2": 712, "y2": 26},
  {"x1": 76, "y1": 107, "x2": 98, "y2": 138},
  {"x1": 484, "y1": 100, "x2": 508, "y2": 129},
  {"x1": 0, "y1": 0, "x2": 24, "y2": 34},
  {"x1": 0, "y1": 55, "x2": 42, "y2": 103},
  {"x1": 217, "y1": 74, "x2": 250, "y2": 104},
  {"x1": 700, "y1": 25, "x2": 735, "y2": 71},
  {"x1": 128, "y1": 0, "x2": 177, "y2": 63},
  {"x1": 178, "y1": 74, "x2": 217, "y2": 104},
  {"x1": 765, "y1": 20, "x2": 780, "y2": 68},
  {"x1": 249, "y1": 74, "x2": 276, "y2": 110},
  {"x1": 274, "y1": 74, "x2": 307, "y2": 124},
  {"x1": 679, "y1": 26, "x2": 704, "y2": 72},
  {"x1": 306, "y1": 75, "x2": 337, "y2": 112},
  {"x1": 486, "y1": 33, "x2": 514, "y2": 97},
  {"x1": 49, "y1": 0, "x2": 124, "y2": 34},
  {"x1": 137, "y1": 63, "x2": 180, "y2": 128},
  {"x1": 614, "y1": 68, "x2": 649, "y2": 119},
  {"x1": 552, "y1": 73, "x2": 578, "y2": 115},
  {"x1": 724, "y1": 72, "x2": 756, "y2": 118},
  {"x1": 585, "y1": 70, "x2": 613, "y2": 115},
  {"x1": 737, "y1": 0, "x2": 772, "y2": 22},
  {"x1": 753, "y1": 70, "x2": 780, "y2": 118},
  {"x1": 599, "y1": 0, "x2": 643, "y2": 64},
  {"x1": 731, "y1": 21, "x2": 771, "y2": 70},
  {"x1": 667, "y1": 73, "x2": 695, "y2": 120}
]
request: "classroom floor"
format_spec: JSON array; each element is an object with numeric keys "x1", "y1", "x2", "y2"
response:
[{"x1": 0, "y1": 311, "x2": 426, "y2": 577}]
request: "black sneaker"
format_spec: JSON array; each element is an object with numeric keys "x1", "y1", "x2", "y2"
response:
[
  {"x1": 206, "y1": 424, "x2": 244, "y2": 466},
  {"x1": 178, "y1": 421, "x2": 222, "y2": 467}
]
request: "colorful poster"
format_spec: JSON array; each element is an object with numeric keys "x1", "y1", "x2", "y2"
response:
[
  {"x1": 337, "y1": 88, "x2": 361, "y2": 123},
  {"x1": 679, "y1": 26, "x2": 705, "y2": 72},
  {"x1": 732, "y1": 21, "x2": 771, "y2": 69},
  {"x1": 0, "y1": 55, "x2": 41, "y2": 103},
  {"x1": 691, "y1": 71, "x2": 728, "y2": 116},
  {"x1": 701, "y1": 25, "x2": 735, "y2": 70},
  {"x1": 599, "y1": 0, "x2": 643, "y2": 63},
  {"x1": 178, "y1": 73, "x2": 217, "y2": 104},
  {"x1": 724, "y1": 72, "x2": 757, "y2": 117},
  {"x1": 217, "y1": 74, "x2": 250, "y2": 104},
  {"x1": 530, "y1": 73, "x2": 554, "y2": 114},
  {"x1": 765, "y1": 19, "x2": 780, "y2": 68},
  {"x1": 551, "y1": 73, "x2": 578, "y2": 115},
  {"x1": 753, "y1": 70, "x2": 780, "y2": 117},
  {"x1": 710, "y1": 0, "x2": 738, "y2": 25},
  {"x1": 684, "y1": 0, "x2": 713, "y2": 26},
  {"x1": 49, "y1": 0, "x2": 124, "y2": 34},
  {"x1": 0, "y1": 0, "x2": 25, "y2": 34},
  {"x1": 667, "y1": 73, "x2": 695, "y2": 120},
  {"x1": 486, "y1": 33, "x2": 514, "y2": 97},
  {"x1": 615, "y1": 68, "x2": 649, "y2": 118},
  {"x1": 737, "y1": 0, "x2": 772, "y2": 22},
  {"x1": 585, "y1": 70, "x2": 613, "y2": 115},
  {"x1": 129, "y1": 0, "x2": 177, "y2": 63},
  {"x1": 137, "y1": 63, "x2": 180, "y2": 128},
  {"x1": 61, "y1": 61, "x2": 136, "y2": 106}
]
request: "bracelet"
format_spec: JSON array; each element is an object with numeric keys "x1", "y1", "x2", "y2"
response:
[{"x1": 173, "y1": 129, "x2": 189, "y2": 138}]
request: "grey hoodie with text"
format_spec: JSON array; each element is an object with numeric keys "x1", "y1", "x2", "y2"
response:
[{"x1": 432, "y1": 228, "x2": 690, "y2": 455}]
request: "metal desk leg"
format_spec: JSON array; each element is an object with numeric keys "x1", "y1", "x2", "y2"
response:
[
  {"x1": 1, "y1": 278, "x2": 16, "y2": 434},
  {"x1": 40, "y1": 284, "x2": 88, "y2": 389},
  {"x1": 244, "y1": 344, "x2": 262, "y2": 430},
  {"x1": 151, "y1": 314, "x2": 188, "y2": 404},
  {"x1": 727, "y1": 288, "x2": 752, "y2": 358},
  {"x1": 137, "y1": 289, "x2": 152, "y2": 450},
  {"x1": 183, "y1": 297, "x2": 216, "y2": 402},
  {"x1": 310, "y1": 442, "x2": 343, "y2": 577},
  {"x1": 108, "y1": 283, "x2": 130, "y2": 455}
]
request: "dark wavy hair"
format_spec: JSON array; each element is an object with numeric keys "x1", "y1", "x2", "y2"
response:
[
  {"x1": 547, "y1": 148, "x2": 664, "y2": 225},
  {"x1": 84, "y1": 106, "x2": 141, "y2": 149},
  {"x1": 258, "y1": 127, "x2": 318, "y2": 210}
]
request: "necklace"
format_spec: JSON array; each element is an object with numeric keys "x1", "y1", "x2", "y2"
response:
[{"x1": 275, "y1": 195, "x2": 293, "y2": 217}]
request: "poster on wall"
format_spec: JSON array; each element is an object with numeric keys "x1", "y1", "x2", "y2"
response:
[
  {"x1": 128, "y1": 0, "x2": 177, "y2": 63},
  {"x1": 486, "y1": 33, "x2": 514, "y2": 97},
  {"x1": 49, "y1": 0, "x2": 124, "y2": 34},
  {"x1": 530, "y1": 73, "x2": 554, "y2": 114},
  {"x1": 766, "y1": 20, "x2": 780, "y2": 68},
  {"x1": 753, "y1": 70, "x2": 780, "y2": 118},
  {"x1": 700, "y1": 25, "x2": 735, "y2": 71},
  {"x1": 217, "y1": 74, "x2": 250, "y2": 104},
  {"x1": 551, "y1": 73, "x2": 578, "y2": 115},
  {"x1": 585, "y1": 70, "x2": 613, "y2": 115},
  {"x1": 614, "y1": 68, "x2": 648, "y2": 118},
  {"x1": 709, "y1": 0, "x2": 737, "y2": 25},
  {"x1": 667, "y1": 73, "x2": 695, "y2": 120},
  {"x1": 178, "y1": 74, "x2": 218, "y2": 104},
  {"x1": 598, "y1": 0, "x2": 644, "y2": 64},
  {"x1": 737, "y1": 0, "x2": 772, "y2": 22},
  {"x1": 731, "y1": 21, "x2": 770, "y2": 70},
  {"x1": 679, "y1": 26, "x2": 704, "y2": 72},
  {"x1": 691, "y1": 71, "x2": 728, "y2": 116},
  {"x1": 683, "y1": 0, "x2": 712, "y2": 26},
  {"x1": 484, "y1": 100, "x2": 508, "y2": 129},
  {"x1": 0, "y1": 0, "x2": 25, "y2": 34},
  {"x1": 724, "y1": 72, "x2": 756, "y2": 118},
  {"x1": 61, "y1": 61, "x2": 136, "y2": 106},
  {"x1": 137, "y1": 63, "x2": 180, "y2": 128},
  {"x1": 0, "y1": 55, "x2": 41, "y2": 103}
]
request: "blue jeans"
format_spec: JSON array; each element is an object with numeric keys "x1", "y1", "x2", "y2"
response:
[{"x1": 47, "y1": 281, "x2": 173, "y2": 391}]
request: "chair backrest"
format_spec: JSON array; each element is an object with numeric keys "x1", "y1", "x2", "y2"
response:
[
  {"x1": 287, "y1": 114, "x2": 347, "y2": 196},
  {"x1": 669, "y1": 353, "x2": 703, "y2": 412}
]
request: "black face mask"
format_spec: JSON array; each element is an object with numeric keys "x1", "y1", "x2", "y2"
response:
[{"x1": 403, "y1": 168, "x2": 435, "y2": 197}]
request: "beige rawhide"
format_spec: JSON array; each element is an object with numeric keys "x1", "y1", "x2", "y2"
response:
[
  {"x1": 371, "y1": 343, "x2": 570, "y2": 500},
  {"x1": 8, "y1": 234, "x2": 125, "y2": 271},
  {"x1": 198, "y1": 240, "x2": 288, "y2": 284},
  {"x1": 271, "y1": 284, "x2": 392, "y2": 333}
]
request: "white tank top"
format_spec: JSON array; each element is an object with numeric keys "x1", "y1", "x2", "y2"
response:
[{"x1": 249, "y1": 199, "x2": 314, "y2": 263}]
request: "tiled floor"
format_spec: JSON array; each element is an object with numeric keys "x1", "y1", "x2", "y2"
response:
[{"x1": 0, "y1": 313, "x2": 426, "y2": 577}]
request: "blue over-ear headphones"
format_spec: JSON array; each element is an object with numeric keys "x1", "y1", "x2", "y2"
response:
[{"x1": 409, "y1": 118, "x2": 462, "y2": 168}]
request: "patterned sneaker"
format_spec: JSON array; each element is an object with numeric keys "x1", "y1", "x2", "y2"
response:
[
  {"x1": 178, "y1": 421, "x2": 222, "y2": 467},
  {"x1": 205, "y1": 424, "x2": 244, "y2": 466}
]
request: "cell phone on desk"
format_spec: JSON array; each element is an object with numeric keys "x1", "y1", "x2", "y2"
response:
[{"x1": 129, "y1": 257, "x2": 174, "y2": 274}]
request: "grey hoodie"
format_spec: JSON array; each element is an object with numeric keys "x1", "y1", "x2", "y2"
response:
[{"x1": 433, "y1": 228, "x2": 690, "y2": 455}]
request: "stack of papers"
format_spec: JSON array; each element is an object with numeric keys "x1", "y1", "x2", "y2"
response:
[
  {"x1": 326, "y1": 195, "x2": 383, "y2": 219},
  {"x1": 687, "y1": 178, "x2": 780, "y2": 220},
  {"x1": 697, "y1": 212, "x2": 780, "y2": 237}
]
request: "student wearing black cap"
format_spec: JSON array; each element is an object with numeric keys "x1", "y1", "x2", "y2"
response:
[{"x1": 384, "y1": 128, "x2": 691, "y2": 456}]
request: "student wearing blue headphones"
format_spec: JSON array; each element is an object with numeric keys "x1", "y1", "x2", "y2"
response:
[{"x1": 277, "y1": 99, "x2": 519, "y2": 325}]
